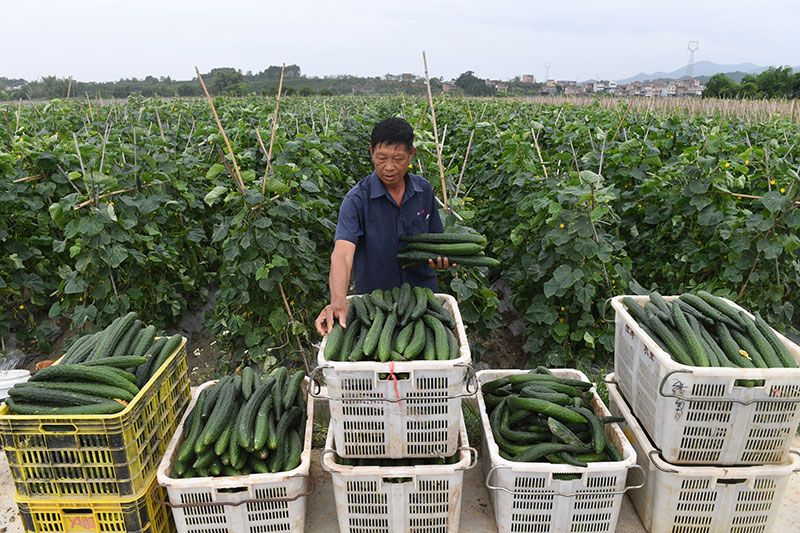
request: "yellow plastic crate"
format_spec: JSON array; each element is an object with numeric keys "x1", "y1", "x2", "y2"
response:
[
  {"x1": 15, "y1": 470, "x2": 175, "y2": 533},
  {"x1": 0, "y1": 338, "x2": 190, "y2": 500}
]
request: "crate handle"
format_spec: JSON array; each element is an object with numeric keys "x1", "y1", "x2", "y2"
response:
[
  {"x1": 456, "y1": 445, "x2": 480, "y2": 471},
  {"x1": 601, "y1": 297, "x2": 615, "y2": 323},
  {"x1": 39, "y1": 423, "x2": 78, "y2": 433},
  {"x1": 658, "y1": 369, "x2": 800, "y2": 405},
  {"x1": 791, "y1": 450, "x2": 800, "y2": 473},
  {"x1": 309, "y1": 365, "x2": 478, "y2": 403},
  {"x1": 485, "y1": 463, "x2": 645, "y2": 496},
  {"x1": 319, "y1": 447, "x2": 338, "y2": 473},
  {"x1": 150, "y1": 475, "x2": 315, "y2": 508},
  {"x1": 647, "y1": 450, "x2": 679, "y2": 473}
]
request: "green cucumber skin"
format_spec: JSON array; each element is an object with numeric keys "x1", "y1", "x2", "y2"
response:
[{"x1": 400, "y1": 232, "x2": 487, "y2": 245}]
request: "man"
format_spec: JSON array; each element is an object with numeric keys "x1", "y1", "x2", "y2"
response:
[{"x1": 314, "y1": 117, "x2": 455, "y2": 336}]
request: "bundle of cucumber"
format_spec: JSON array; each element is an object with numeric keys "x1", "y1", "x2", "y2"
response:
[
  {"x1": 622, "y1": 291, "x2": 797, "y2": 377},
  {"x1": 396, "y1": 232, "x2": 500, "y2": 268},
  {"x1": 481, "y1": 368, "x2": 625, "y2": 466},
  {"x1": 323, "y1": 283, "x2": 460, "y2": 362},
  {"x1": 171, "y1": 367, "x2": 307, "y2": 478},
  {"x1": 5, "y1": 312, "x2": 183, "y2": 415}
]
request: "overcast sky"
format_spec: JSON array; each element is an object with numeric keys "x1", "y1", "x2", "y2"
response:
[{"x1": 3, "y1": 0, "x2": 798, "y2": 83}]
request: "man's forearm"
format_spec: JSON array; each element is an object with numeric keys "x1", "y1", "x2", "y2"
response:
[{"x1": 329, "y1": 250, "x2": 352, "y2": 305}]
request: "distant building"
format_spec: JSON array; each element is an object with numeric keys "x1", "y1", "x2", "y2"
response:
[{"x1": 521, "y1": 74, "x2": 535, "y2": 83}]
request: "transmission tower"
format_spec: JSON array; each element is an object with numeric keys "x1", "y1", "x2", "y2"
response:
[
  {"x1": 686, "y1": 40, "x2": 699, "y2": 78},
  {"x1": 544, "y1": 61, "x2": 551, "y2": 81}
]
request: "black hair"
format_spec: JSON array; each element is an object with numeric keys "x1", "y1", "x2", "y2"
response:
[{"x1": 371, "y1": 117, "x2": 414, "y2": 153}]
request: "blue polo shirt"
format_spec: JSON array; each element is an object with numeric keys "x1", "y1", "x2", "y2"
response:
[{"x1": 334, "y1": 171, "x2": 444, "y2": 294}]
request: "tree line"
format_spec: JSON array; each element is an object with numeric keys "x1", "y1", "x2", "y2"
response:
[{"x1": 703, "y1": 67, "x2": 800, "y2": 99}]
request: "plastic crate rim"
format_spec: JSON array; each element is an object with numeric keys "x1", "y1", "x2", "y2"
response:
[{"x1": 0, "y1": 336, "x2": 186, "y2": 421}]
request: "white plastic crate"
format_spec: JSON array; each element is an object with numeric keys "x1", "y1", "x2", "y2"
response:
[
  {"x1": 312, "y1": 293, "x2": 476, "y2": 458},
  {"x1": 611, "y1": 295, "x2": 800, "y2": 465},
  {"x1": 607, "y1": 375, "x2": 799, "y2": 533},
  {"x1": 155, "y1": 378, "x2": 314, "y2": 533},
  {"x1": 477, "y1": 369, "x2": 642, "y2": 533},
  {"x1": 321, "y1": 413, "x2": 477, "y2": 533}
]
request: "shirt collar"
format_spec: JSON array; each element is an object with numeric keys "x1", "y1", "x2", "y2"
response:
[{"x1": 368, "y1": 172, "x2": 423, "y2": 200}]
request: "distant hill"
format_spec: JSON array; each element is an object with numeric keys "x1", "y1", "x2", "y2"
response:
[{"x1": 617, "y1": 61, "x2": 767, "y2": 84}]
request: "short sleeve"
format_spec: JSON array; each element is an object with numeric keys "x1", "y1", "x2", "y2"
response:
[{"x1": 334, "y1": 192, "x2": 363, "y2": 244}]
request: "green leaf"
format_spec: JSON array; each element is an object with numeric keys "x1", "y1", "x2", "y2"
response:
[
  {"x1": 579, "y1": 170, "x2": 602, "y2": 185},
  {"x1": 268, "y1": 308, "x2": 288, "y2": 331},
  {"x1": 106, "y1": 202, "x2": 117, "y2": 222},
  {"x1": 64, "y1": 276, "x2": 88, "y2": 294},
  {"x1": 697, "y1": 205, "x2": 723, "y2": 226},
  {"x1": 211, "y1": 221, "x2": 229, "y2": 243},
  {"x1": 761, "y1": 191, "x2": 789, "y2": 213},
  {"x1": 204, "y1": 185, "x2": 228, "y2": 206},
  {"x1": 583, "y1": 331, "x2": 595, "y2": 348},
  {"x1": 206, "y1": 163, "x2": 226, "y2": 180}
]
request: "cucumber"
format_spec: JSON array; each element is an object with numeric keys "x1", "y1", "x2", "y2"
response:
[
  {"x1": 249, "y1": 455, "x2": 270, "y2": 474},
  {"x1": 215, "y1": 424, "x2": 232, "y2": 456},
  {"x1": 519, "y1": 386, "x2": 572, "y2": 406},
  {"x1": 383, "y1": 289, "x2": 393, "y2": 306},
  {"x1": 676, "y1": 300, "x2": 713, "y2": 326},
  {"x1": 88, "y1": 316, "x2": 122, "y2": 361},
  {"x1": 131, "y1": 325, "x2": 157, "y2": 357},
  {"x1": 351, "y1": 297, "x2": 371, "y2": 327},
  {"x1": 253, "y1": 393, "x2": 274, "y2": 450},
  {"x1": 348, "y1": 325, "x2": 368, "y2": 361},
  {"x1": 424, "y1": 288, "x2": 447, "y2": 314},
  {"x1": 403, "y1": 242, "x2": 485, "y2": 255},
  {"x1": 147, "y1": 334, "x2": 182, "y2": 380},
  {"x1": 177, "y1": 390, "x2": 207, "y2": 462},
  {"x1": 96, "y1": 312, "x2": 138, "y2": 359},
  {"x1": 681, "y1": 293, "x2": 742, "y2": 331},
  {"x1": 5, "y1": 398, "x2": 125, "y2": 415},
  {"x1": 423, "y1": 325, "x2": 436, "y2": 360},
  {"x1": 404, "y1": 320, "x2": 426, "y2": 359},
  {"x1": 8, "y1": 386, "x2": 107, "y2": 406},
  {"x1": 397, "y1": 251, "x2": 500, "y2": 267},
  {"x1": 696, "y1": 324, "x2": 732, "y2": 367},
  {"x1": 271, "y1": 366, "x2": 287, "y2": 420},
  {"x1": 622, "y1": 297, "x2": 650, "y2": 328},
  {"x1": 361, "y1": 293, "x2": 376, "y2": 320},
  {"x1": 647, "y1": 313, "x2": 693, "y2": 366},
  {"x1": 266, "y1": 411, "x2": 278, "y2": 451},
  {"x1": 650, "y1": 292, "x2": 672, "y2": 316},
  {"x1": 193, "y1": 446, "x2": 217, "y2": 470},
  {"x1": 275, "y1": 406, "x2": 302, "y2": 449},
  {"x1": 241, "y1": 367, "x2": 256, "y2": 400},
  {"x1": 64, "y1": 333, "x2": 101, "y2": 364},
  {"x1": 512, "y1": 442, "x2": 583, "y2": 463},
  {"x1": 268, "y1": 438, "x2": 286, "y2": 473},
  {"x1": 400, "y1": 232, "x2": 487, "y2": 245},
  {"x1": 105, "y1": 366, "x2": 137, "y2": 384},
  {"x1": 570, "y1": 406, "x2": 605, "y2": 453},
  {"x1": 698, "y1": 290, "x2": 746, "y2": 329},
  {"x1": 340, "y1": 320, "x2": 360, "y2": 362},
  {"x1": 377, "y1": 309, "x2": 398, "y2": 362},
  {"x1": 362, "y1": 307, "x2": 385, "y2": 357},
  {"x1": 61, "y1": 334, "x2": 93, "y2": 364},
  {"x1": 605, "y1": 441, "x2": 624, "y2": 461},
  {"x1": 410, "y1": 286, "x2": 428, "y2": 322},
  {"x1": 113, "y1": 319, "x2": 143, "y2": 357},
  {"x1": 283, "y1": 371, "x2": 305, "y2": 410},
  {"x1": 422, "y1": 314, "x2": 449, "y2": 360},
  {"x1": 731, "y1": 329, "x2": 768, "y2": 368},
  {"x1": 84, "y1": 356, "x2": 148, "y2": 369},
  {"x1": 547, "y1": 417, "x2": 587, "y2": 448},
  {"x1": 370, "y1": 289, "x2": 393, "y2": 312},
  {"x1": 672, "y1": 302, "x2": 709, "y2": 366},
  {"x1": 424, "y1": 307, "x2": 456, "y2": 330},
  {"x1": 740, "y1": 311, "x2": 782, "y2": 368},
  {"x1": 135, "y1": 337, "x2": 167, "y2": 387},
  {"x1": 505, "y1": 373, "x2": 592, "y2": 390},
  {"x1": 238, "y1": 379, "x2": 275, "y2": 449},
  {"x1": 30, "y1": 364, "x2": 140, "y2": 396},
  {"x1": 445, "y1": 326, "x2": 459, "y2": 360},
  {"x1": 644, "y1": 301, "x2": 673, "y2": 327},
  {"x1": 716, "y1": 323, "x2": 756, "y2": 369},
  {"x1": 199, "y1": 377, "x2": 239, "y2": 449},
  {"x1": 507, "y1": 396, "x2": 587, "y2": 424},
  {"x1": 754, "y1": 312, "x2": 797, "y2": 368},
  {"x1": 394, "y1": 322, "x2": 415, "y2": 354},
  {"x1": 284, "y1": 427, "x2": 303, "y2": 471},
  {"x1": 14, "y1": 381, "x2": 135, "y2": 402},
  {"x1": 228, "y1": 403, "x2": 245, "y2": 470}
]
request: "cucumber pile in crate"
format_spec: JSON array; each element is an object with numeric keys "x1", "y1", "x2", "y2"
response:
[
  {"x1": 171, "y1": 367, "x2": 307, "y2": 478},
  {"x1": 5, "y1": 311, "x2": 183, "y2": 415},
  {"x1": 623, "y1": 291, "x2": 797, "y2": 372},
  {"x1": 323, "y1": 283, "x2": 460, "y2": 362},
  {"x1": 395, "y1": 231, "x2": 500, "y2": 268},
  {"x1": 481, "y1": 367, "x2": 625, "y2": 466}
]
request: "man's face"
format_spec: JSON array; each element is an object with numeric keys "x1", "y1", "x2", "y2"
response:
[{"x1": 370, "y1": 142, "x2": 415, "y2": 189}]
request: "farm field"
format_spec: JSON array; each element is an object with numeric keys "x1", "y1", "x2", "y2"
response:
[{"x1": 2, "y1": 95, "x2": 799, "y2": 374}]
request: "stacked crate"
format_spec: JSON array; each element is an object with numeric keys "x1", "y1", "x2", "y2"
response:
[
  {"x1": 315, "y1": 293, "x2": 478, "y2": 533},
  {"x1": 0, "y1": 338, "x2": 189, "y2": 533},
  {"x1": 609, "y1": 295, "x2": 800, "y2": 532}
]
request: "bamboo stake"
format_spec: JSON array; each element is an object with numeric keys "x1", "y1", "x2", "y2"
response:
[
  {"x1": 72, "y1": 132, "x2": 92, "y2": 197},
  {"x1": 422, "y1": 51, "x2": 448, "y2": 213},
  {"x1": 74, "y1": 187, "x2": 137, "y2": 209},
  {"x1": 453, "y1": 130, "x2": 474, "y2": 206},
  {"x1": 3, "y1": 109, "x2": 12, "y2": 147},
  {"x1": 278, "y1": 283, "x2": 310, "y2": 376},
  {"x1": 609, "y1": 101, "x2": 632, "y2": 145},
  {"x1": 195, "y1": 66, "x2": 246, "y2": 195},
  {"x1": 16, "y1": 98, "x2": 21, "y2": 131},
  {"x1": 154, "y1": 105, "x2": 165, "y2": 142},
  {"x1": 24, "y1": 93, "x2": 43, "y2": 119},
  {"x1": 260, "y1": 64, "x2": 285, "y2": 205},
  {"x1": 56, "y1": 164, "x2": 84, "y2": 195},
  {"x1": 66, "y1": 77, "x2": 72, "y2": 99},
  {"x1": 530, "y1": 127, "x2": 549, "y2": 179},
  {"x1": 12, "y1": 174, "x2": 42, "y2": 183},
  {"x1": 85, "y1": 92, "x2": 94, "y2": 121}
]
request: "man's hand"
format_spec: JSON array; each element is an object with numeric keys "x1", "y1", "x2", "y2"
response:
[
  {"x1": 315, "y1": 300, "x2": 349, "y2": 336},
  {"x1": 428, "y1": 256, "x2": 458, "y2": 270}
]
